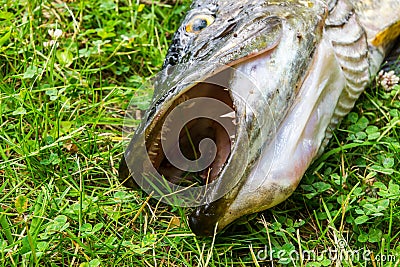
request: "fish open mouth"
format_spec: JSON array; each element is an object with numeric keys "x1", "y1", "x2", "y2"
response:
[{"x1": 144, "y1": 70, "x2": 237, "y2": 187}]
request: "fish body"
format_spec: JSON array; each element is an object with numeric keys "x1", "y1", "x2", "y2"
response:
[{"x1": 120, "y1": 0, "x2": 400, "y2": 235}]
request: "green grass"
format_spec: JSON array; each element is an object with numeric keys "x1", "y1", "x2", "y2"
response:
[{"x1": 0, "y1": 0, "x2": 399, "y2": 266}]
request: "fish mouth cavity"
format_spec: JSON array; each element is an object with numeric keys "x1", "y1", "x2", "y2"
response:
[
  {"x1": 145, "y1": 69, "x2": 237, "y2": 188},
  {"x1": 123, "y1": 54, "x2": 275, "y2": 206}
]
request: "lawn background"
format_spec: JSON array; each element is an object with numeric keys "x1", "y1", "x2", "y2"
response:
[{"x1": 0, "y1": 0, "x2": 399, "y2": 266}]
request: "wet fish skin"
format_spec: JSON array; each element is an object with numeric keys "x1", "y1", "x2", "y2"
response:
[{"x1": 120, "y1": 0, "x2": 400, "y2": 236}]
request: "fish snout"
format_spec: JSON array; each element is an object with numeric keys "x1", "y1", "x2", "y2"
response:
[{"x1": 188, "y1": 205, "x2": 219, "y2": 236}]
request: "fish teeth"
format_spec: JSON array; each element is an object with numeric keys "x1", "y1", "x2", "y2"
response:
[
  {"x1": 230, "y1": 134, "x2": 236, "y2": 147},
  {"x1": 178, "y1": 94, "x2": 189, "y2": 104},
  {"x1": 220, "y1": 111, "x2": 236, "y2": 119}
]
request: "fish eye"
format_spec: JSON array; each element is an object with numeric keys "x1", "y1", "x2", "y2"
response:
[{"x1": 185, "y1": 14, "x2": 215, "y2": 33}]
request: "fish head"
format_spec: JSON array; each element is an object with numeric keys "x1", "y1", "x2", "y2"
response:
[{"x1": 120, "y1": 0, "x2": 345, "y2": 235}]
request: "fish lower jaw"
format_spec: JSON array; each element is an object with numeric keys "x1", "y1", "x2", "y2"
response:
[{"x1": 206, "y1": 38, "x2": 348, "y2": 232}]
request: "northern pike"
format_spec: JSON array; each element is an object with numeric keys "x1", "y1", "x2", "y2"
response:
[{"x1": 119, "y1": 0, "x2": 400, "y2": 235}]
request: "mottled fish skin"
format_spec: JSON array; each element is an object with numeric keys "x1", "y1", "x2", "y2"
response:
[{"x1": 120, "y1": 0, "x2": 400, "y2": 235}]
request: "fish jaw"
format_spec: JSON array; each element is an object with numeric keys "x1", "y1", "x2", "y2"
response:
[
  {"x1": 189, "y1": 36, "x2": 347, "y2": 235},
  {"x1": 120, "y1": 0, "x2": 333, "y2": 233}
]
